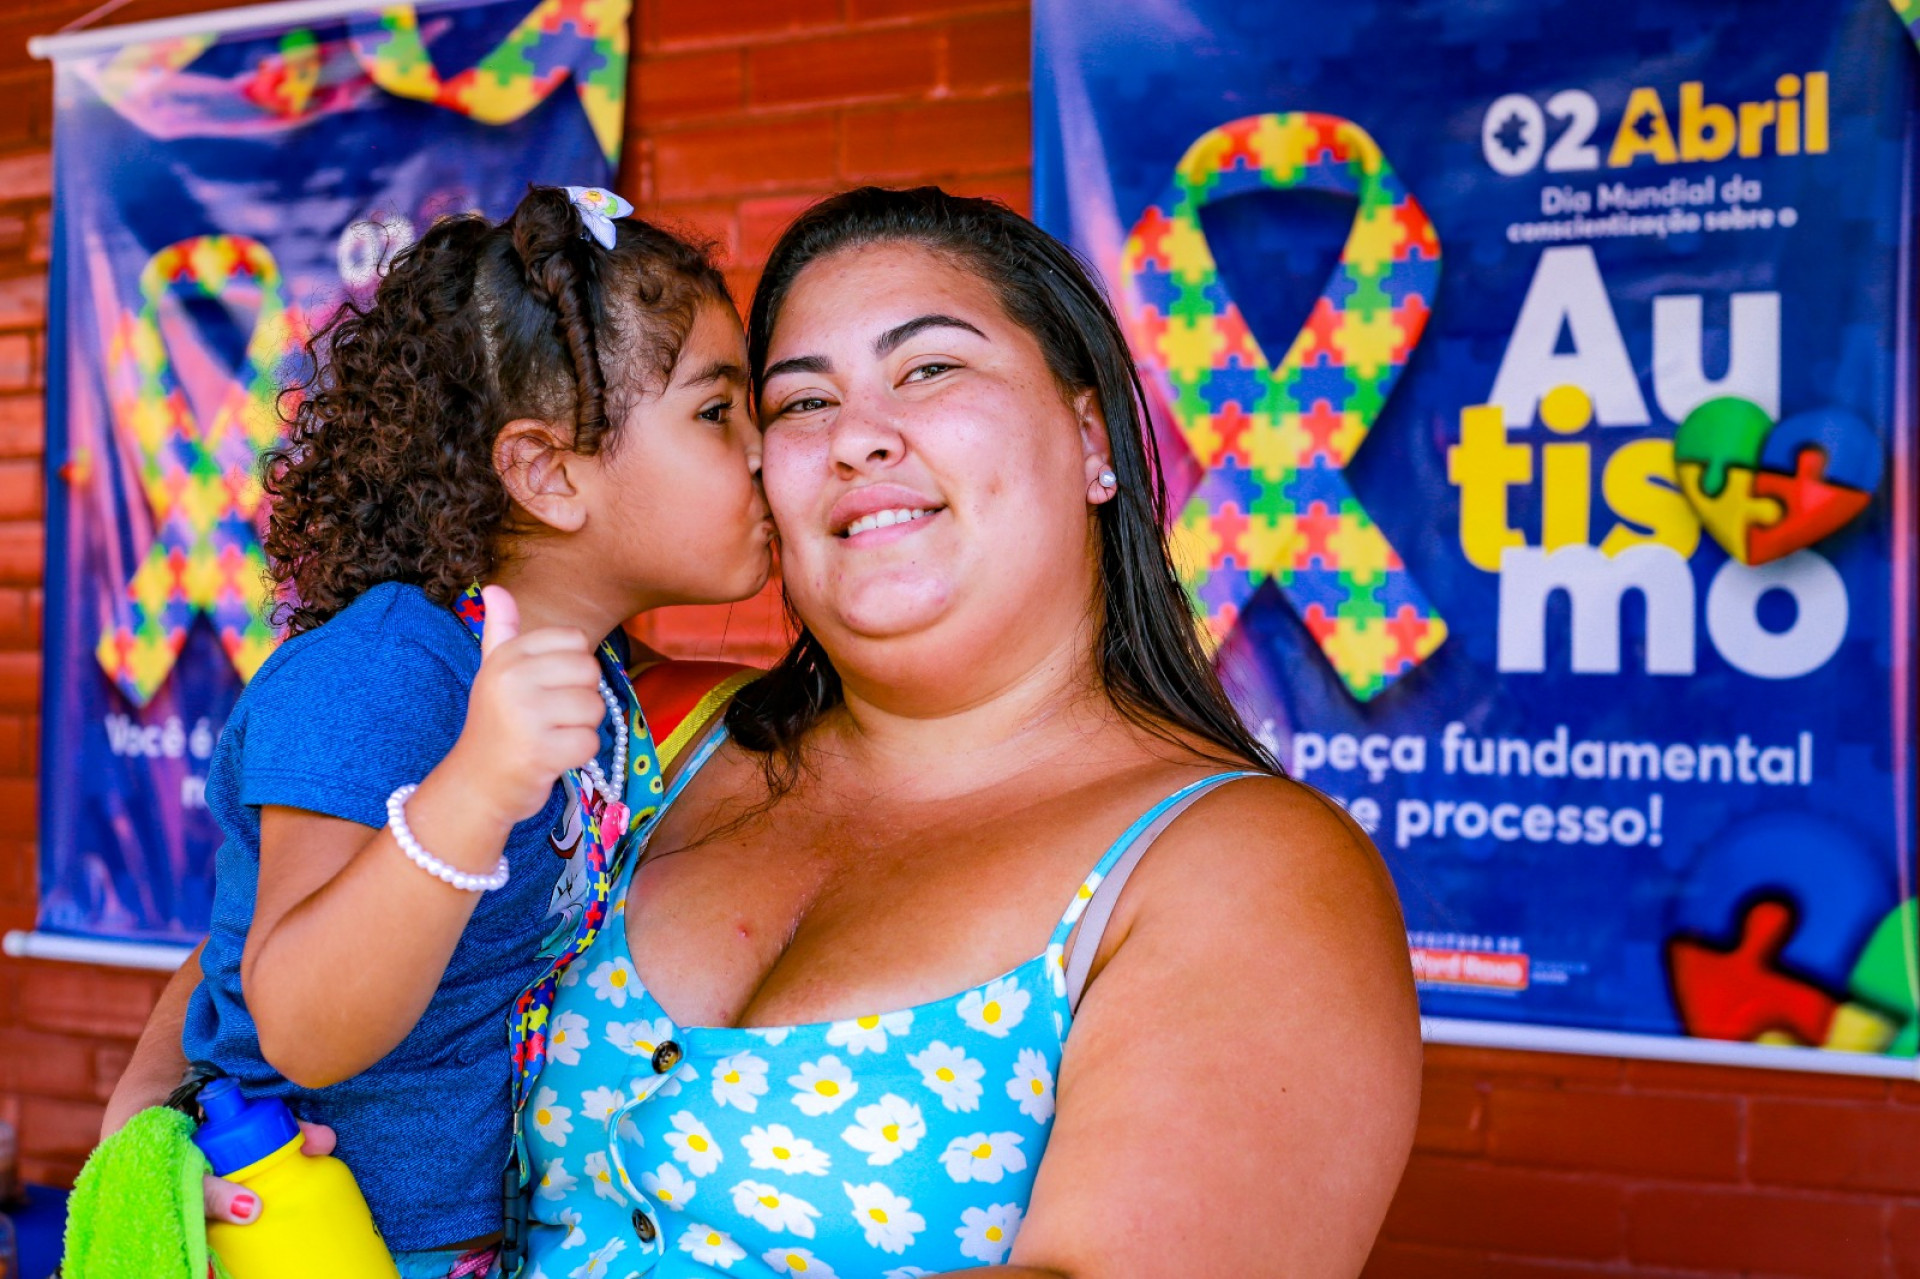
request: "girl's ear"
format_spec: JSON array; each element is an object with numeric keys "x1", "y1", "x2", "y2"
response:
[{"x1": 494, "y1": 418, "x2": 587, "y2": 533}]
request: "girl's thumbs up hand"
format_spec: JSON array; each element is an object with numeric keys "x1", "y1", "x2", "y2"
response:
[{"x1": 449, "y1": 585, "x2": 606, "y2": 831}]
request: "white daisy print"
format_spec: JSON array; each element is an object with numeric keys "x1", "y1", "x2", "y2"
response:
[
  {"x1": 680, "y1": 1226, "x2": 746, "y2": 1268},
  {"x1": 745, "y1": 1025, "x2": 793, "y2": 1047},
  {"x1": 664, "y1": 1111, "x2": 723, "y2": 1176},
  {"x1": 547, "y1": 1011, "x2": 591, "y2": 1066},
  {"x1": 567, "y1": 1235, "x2": 627, "y2": 1279},
  {"x1": 536, "y1": 1157, "x2": 578, "y2": 1201},
  {"x1": 1045, "y1": 941, "x2": 1068, "y2": 998},
  {"x1": 956, "y1": 1203, "x2": 1024, "y2": 1264},
  {"x1": 582, "y1": 1150, "x2": 627, "y2": 1205},
  {"x1": 843, "y1": 1182, "x2": 925, "y2": 1255},
  {"x1": 906, "y1": 1041, "x2": 985, "y2": 1112},
  {"x1": 585, "y1": 957, "x2": 639, "y2": 1008},
  {"x1": 823, "y1": 1009, "x2": 912, "y2": 1056},
  {"x1": 839, "y1": 1094, "x2": 926, "y2": 1166},
  {"x1": 956, "y1": 976, "x2": 1029, "y2": 1038},
  {"x1": 883, "y1": 1270, "x2": 932, "y2": 1279},
  {"x1": 556, "y1": 1206, "x2": 586, "y2": 1249},
  {"x1": 531, "y1": 1087, "x2": 574, "y2": 1147},
  {"x1": 763, "y1": 1245, "x2": 838, "y2": 1277},
  {"x1": 580, "y1": 1085, "x2": 626, "y2": 1125},
  {"x1": 731, "y1": 1179, "x2": 822, "y2": 1237},
  {"x1": 939, "y1": 1131, "x2": 1027, "y2": 1184},
  {"x1": 640, "y1": 1162, "x2": 696, "y2": 1211},
  {"x1": 789, "y1": 1055, "x2": 858, "y2": 1116},
  {"x1": 711, "y1": 1050, "x2": 770, "y2": 1112},
  {"x1": 1006, "y1": 1048, "x2": 1056, "y2": 1123},
  {"x1": 603, "y1": 1016, "x2": 675, "y2": 1058},
  {"x1": 744, "y1": 1123, "x2": 832, "y2": 1176}
]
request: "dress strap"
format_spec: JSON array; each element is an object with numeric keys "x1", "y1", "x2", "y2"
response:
[
  {"x1": 1051, "y1": 771, "x2": 1264, "y2": 1009},
  {"x1": 613, "y1": 728, "x2": 729, "y2": 898}
]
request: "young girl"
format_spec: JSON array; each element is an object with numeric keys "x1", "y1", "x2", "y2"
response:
[{"x1": 141, "y1": 185, "x2": 771, "y2": 1276}]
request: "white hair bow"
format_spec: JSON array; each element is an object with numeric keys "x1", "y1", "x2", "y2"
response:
[{"x1": 564, "y1": 185, "x2": 634, "y2": 250}]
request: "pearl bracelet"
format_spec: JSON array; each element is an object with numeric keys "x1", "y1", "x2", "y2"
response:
[{"x1": 386, "y1": 784, "x2": 510, "y2": 892}]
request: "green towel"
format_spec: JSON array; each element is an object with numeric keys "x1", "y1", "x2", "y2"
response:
[{"x1": 62, "y1": 1106, "x2": 231, "y2": 1279}]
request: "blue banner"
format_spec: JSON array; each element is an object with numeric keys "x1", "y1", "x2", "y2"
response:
[
  {"x1": 1037, "y1": 0, "x2": 1920, "y2": 1068},
  {"x1": 38, "y1": 0, "x2": 627, "y2": 944}
]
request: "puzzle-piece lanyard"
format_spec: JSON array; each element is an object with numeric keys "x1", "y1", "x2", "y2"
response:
[
  {"x1": 449, "y1": 584, "x2": 664, "y2": 1109},
  {"x1": 1118, "y1": 113, "x2": 1447, "y2": 702}
]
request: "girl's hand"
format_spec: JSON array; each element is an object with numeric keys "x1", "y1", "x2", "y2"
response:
[
  {"x1": 203, "y1": 1121, "x2": 335, "y2": 1224},
  {"x1": 448, "y1": 584, "x2": 607, "y2": 829}
]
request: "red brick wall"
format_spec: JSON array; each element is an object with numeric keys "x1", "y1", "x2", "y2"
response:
[
  {"x1": 0, "y1": 3, "x2": 1916, "y2": 1275},
  {"x1": 620, "y1": 0, "x2": 1028, "y2": 663}
]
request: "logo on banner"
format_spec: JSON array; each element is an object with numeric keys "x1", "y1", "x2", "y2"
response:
[
  {"x1": 1450, "y1": 243, "x2": 1879, "y2": 682},
  {"x1": 1118, "y1": 112, "x2": 1447, "y2": 703}
]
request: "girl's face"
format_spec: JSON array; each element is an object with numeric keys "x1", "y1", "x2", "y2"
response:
[
  {"x1": 758, "y1": 243, "x2": 1113, "y2": 699},
  {"x1": 588, "y1": 300, "x2": 773, "y2": 609}
]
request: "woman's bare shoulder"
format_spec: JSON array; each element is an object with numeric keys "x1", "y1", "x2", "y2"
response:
[{"x1": 1112, "y1": 771, "x2": 1410, "y2": 990}]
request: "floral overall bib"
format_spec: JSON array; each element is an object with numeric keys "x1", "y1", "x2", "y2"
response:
[{"x1": 519, "y1": 732, "x2": 1257, "y2": 1278}]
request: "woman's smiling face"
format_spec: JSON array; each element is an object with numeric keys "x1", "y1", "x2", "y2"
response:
[{"x1": 757, "y1": 241, "x2": 1112, "y2": 688}]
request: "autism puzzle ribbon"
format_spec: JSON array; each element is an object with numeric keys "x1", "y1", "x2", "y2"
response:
[
  {"x1": 350, "y1": 0, "x2": 631, "y2": 164},
  {"x1": 1118, "y1": 113, "x2": 1446, "y2": 701},
  {"x1": 98, "y1": 237, "x2": 307, "y2": 706}
]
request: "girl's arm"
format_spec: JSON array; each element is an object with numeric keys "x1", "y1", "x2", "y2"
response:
[
  {"x1": 1000, "y1": 778, "x2": 1422, "y2": 1279},
  {"x1": 243, "y1": 588, "x2": 607, "y2": 1089}
]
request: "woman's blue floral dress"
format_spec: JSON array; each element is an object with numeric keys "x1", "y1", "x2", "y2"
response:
[{"x1": 520, "y1": 733, "x2": 1250, "y2": 1278}]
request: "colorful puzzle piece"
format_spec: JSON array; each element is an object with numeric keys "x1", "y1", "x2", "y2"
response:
[
  {"x1": 1116, "y1": 113, "x2": 1446, "y2": 701},
  {"x1": 1675, "y1": 462, "x2": 1783, "y2": 564},
  {"x1": 1750, "y1": 447, "x2": 1874, "y2": 566},
  {"x1": 1667, "y1": 897, "x2": 1839, "y2": 1045},
  {"x1": 241, "y1": 28, "x2": 323, "y2": 118},
  {"x1": 1846, "y1": 899, "x2": 1918, "y2": 1056},
  {"x1": 1674, "y1": 397, "x2": 1880, "y2": 565}
]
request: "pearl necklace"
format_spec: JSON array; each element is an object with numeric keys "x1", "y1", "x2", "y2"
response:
[{"x1": 579, "y1": 676, "x2": 628, "y2": 808}]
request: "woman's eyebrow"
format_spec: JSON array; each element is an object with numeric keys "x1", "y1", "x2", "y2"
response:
[
  {"x1": 762, "y1": 353, "x2": 831, "y2": 381},
  {"x1": 761, "y1": 315, "x2": 985, "y2": 382},
  {"x1": 874, "y1": 314, "x2": 986, "y2": 356}
]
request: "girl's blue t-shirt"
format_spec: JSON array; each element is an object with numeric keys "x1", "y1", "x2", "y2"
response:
[{"x1": 183, "y1": 581, "x2": 573, "y2": 1251}]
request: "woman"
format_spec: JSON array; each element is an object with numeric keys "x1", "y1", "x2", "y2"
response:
[
  {"x1": 111, "y1": 187, "x2": 1419, "y2": 1277},
  {"x1": 517, "y1": 187, "x2": 1419, "y2": 1277}
]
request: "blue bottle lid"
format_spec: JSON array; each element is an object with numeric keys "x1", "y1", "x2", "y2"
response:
[{"x1": 191, "y1": 1078, "x2": 302, "y2": 1176}]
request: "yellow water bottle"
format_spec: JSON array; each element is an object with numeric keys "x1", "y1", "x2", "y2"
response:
[{"x1": 193, "y1": 1078, "x2": 400, "y2": 1279}]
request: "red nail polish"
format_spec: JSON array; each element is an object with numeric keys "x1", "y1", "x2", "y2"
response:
[{"x1": 231, "y1": 1193, "x2": 257, "y2": 1221}]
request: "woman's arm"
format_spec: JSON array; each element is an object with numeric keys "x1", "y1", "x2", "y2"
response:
[
  {"x1": 101, "y1": 941, "x2": 204, "y2": 1138},
  {"x1": 1004, "y1": 777, "x2": 1421, "y2": 1278},
  {"x1": 100, "y1": 940, "x2": 336, "y2": 1226}
]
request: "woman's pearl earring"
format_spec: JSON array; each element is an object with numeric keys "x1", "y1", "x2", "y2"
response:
[{"x1": 1098, "y1": 468, "x2": 1118, "y2": 489}]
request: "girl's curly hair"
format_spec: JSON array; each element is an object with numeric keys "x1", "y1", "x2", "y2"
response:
[{"x1": 263, "y1": 186, "x2": 730, "y2": 635}]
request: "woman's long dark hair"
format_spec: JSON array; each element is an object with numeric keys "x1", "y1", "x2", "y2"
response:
[{"x1": 728, "y1": 185, "x2": 1279, "y2": 784}]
